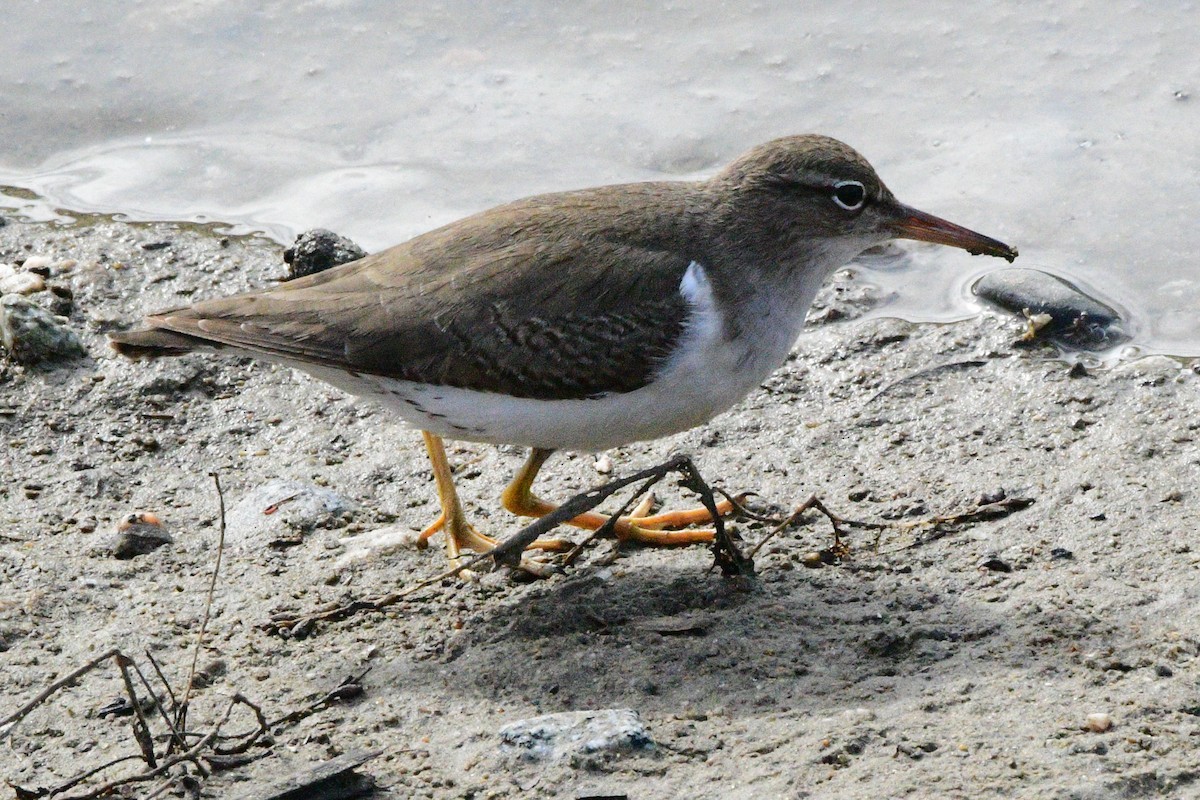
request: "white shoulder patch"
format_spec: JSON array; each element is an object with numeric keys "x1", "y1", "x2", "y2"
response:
[{"x1": 680, "y1": 260, "x2": 713, "y2": 307}]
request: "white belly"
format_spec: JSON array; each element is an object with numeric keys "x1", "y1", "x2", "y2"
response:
[{"x1": 297, "y1": 261, "x2": 820, "y2": 452}]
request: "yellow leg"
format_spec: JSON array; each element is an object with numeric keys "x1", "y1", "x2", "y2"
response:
[
  {"x1": 500, "y1": 448, "x2": 734, "y2": 546},
  {"x1": 417, "y1": 432, "x2": 568, "y2": 562},
  {"x1": 421, "y1": 431, "x2": 492, "y2": 563}
]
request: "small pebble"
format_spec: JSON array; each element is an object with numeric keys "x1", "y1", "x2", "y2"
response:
[
  {"x1": 1085, "y1": 713, "x2": 1112, "y2": 733},
  {"x1": 111, "y1": 512, "x2": 172, "y2": 559},
  {"x1": 801, "y1": 552, "x2": 824, "y2": 568},
  {"x1": 0, "y1": 270, "x2": 46, "y2": 295},
  {"x1": 594, "y1": 454, "x2": 613, "y2": 474},
  {"x1": 19, "y1": 255, "x2": 52, "y2": 272},
  {"x1": 978, "y1": 556, "x2": 1012, "y2": 573}
]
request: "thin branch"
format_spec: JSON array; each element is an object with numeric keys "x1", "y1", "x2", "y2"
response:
[
  {"x1": 144, "y1": 650, "x2": 179, "y2": 717},
  {"x1": 131, "y1": 652, "x2": 187, "y2": 753},
  {"x1": 671, "y1": 455, "x2": 751, "y2": 577},
  {"x1": 51, "y1": 694, "x2": 243, "y2": 800},
  {"x1": 115, "y1": 653, "x2": 157, "y2": 768},
  {"x1": 179, "y1": 472, "x2": 227, "y2": 731},
  {"x1": 561, "y1": 470, "x2": 667, "y2": 566},
  {"x1": 211, "y1": 693, "x2": 270, "y2": 755},
  {"x1": 0, "y1": 648, "x2": 121, "y2": 744},
  {"x1": 35, "y1": 754, "x2": 147, "y2": 798},
  {"x1": 265, "y1": 667, "x2": 370, "y2": 732}
]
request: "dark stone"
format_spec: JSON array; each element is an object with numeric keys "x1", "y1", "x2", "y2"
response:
[
  {"x1": 48, "y1": 283, "x2": 74, "y2": 317},
  {"x1": 973, "y1": 268, "x2": 1127, "y2": 350},
  {"x1": 1049, "y1": 547, "x2": 1074, "y2": 561},
  {"x1": 0, "y1": 295, "x2": 86, "y2": 365},
  {"x1": 283, "y1": 228, "x2": 366, "y2": 280},
  {"x1": 110, "y1": 512, "x2": 172, "y2": 559},
  {"x1": 111, "y1": 530, "x2": 171, "y2": 558},
  {"x1": 978, "y1": 557, "x2": 1013, "y2": 573}
]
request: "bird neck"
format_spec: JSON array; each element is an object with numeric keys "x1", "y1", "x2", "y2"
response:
[{"x1": 690, "y1": 195, "x2": 851, "y2": 342}]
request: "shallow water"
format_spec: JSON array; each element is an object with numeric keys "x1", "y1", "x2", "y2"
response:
[{"x1": 2, "y1": 2, "x2": 1198, "y2": 354}]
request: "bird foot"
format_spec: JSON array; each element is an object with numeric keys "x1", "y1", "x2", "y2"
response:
[
  {"x1": 415, "y1": 510, "x2": 571, "y2": 553},
  {"x1": 610, "y1": 492, "x2": 749, "y2": 546}
]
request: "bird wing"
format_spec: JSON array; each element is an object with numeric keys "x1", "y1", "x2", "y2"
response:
[{"x1": 148, "y1": 195, "x2": 694, "y2": 401}]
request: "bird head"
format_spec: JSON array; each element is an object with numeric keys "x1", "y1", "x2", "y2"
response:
[{"x1": 709, "y1": 134, "x2": 1017, "y2": 267}]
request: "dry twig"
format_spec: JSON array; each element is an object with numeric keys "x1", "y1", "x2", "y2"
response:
[
  {"x1": 0, "y1": 648, "x2": 122, "y2": 744},
  {"x1": 1, "y1": 470, "x2": 359, "y2": 799},
  {"x1": 178, "y1": 472, "x2": 228, "y2": 735}
]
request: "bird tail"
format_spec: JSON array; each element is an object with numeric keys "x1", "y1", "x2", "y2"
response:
[{"x1": 108, "y1": 328, "x2": 210, "y2": 359}]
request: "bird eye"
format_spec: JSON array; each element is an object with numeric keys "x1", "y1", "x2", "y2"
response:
[{"x1": 831, "y1": 180, "x2": 866, "y2": 211}]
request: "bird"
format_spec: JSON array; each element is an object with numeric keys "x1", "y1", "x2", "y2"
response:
[{"x1": 110, "y1": 134, "x2": 1017, "y2": 570}]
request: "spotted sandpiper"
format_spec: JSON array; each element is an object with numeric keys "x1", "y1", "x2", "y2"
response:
[{"x1": 111, "y1": 135, "x2": 1017, "y2": 568}]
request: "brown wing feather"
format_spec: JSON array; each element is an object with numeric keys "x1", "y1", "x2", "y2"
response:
[{"x1": 144, "y1": 187, "x2": 696, "y2": 400}]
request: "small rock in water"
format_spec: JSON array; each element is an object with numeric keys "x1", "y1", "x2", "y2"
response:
[
  {"x1": 110, "y1": 512, "x2": 172, "y2": 559},
  {"x1": 0, "y1": 295, "x2": 86, "y2": 365},
  {"x1": 499, "y1": 709, "x2": 654, "y2": 763},
  {"x1": 972, "y1": 268, "x2": 1127, "y2": 350},
  {"x1": 283, "y1": 229, "x2": 366, "y2": 279}
]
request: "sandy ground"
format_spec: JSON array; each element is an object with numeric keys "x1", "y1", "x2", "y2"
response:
[{"x1": 2, "y1": 216, "x2": 1199, "y2": 799}]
